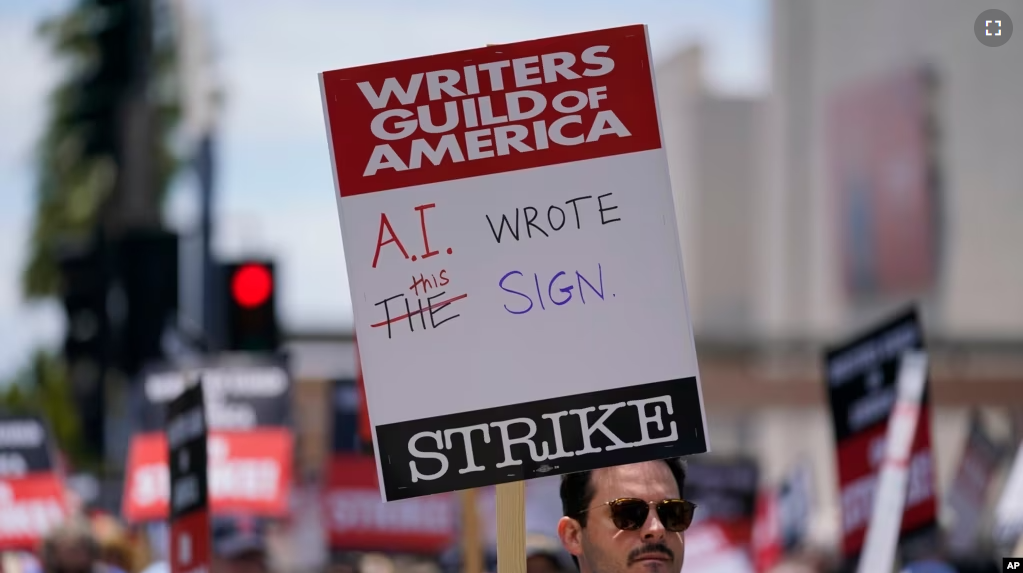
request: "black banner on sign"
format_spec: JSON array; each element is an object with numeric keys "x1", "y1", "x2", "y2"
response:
[
  {"x1": 375, "y1": 377, "x2": 706, "y2": 501},
  {"x1": 135, "y1": 354, "x2": 291, "y2": 432},
  {"x1": 686, "y1": 457, "x2": 759, "y2": 521},
  {"x1": 0, "y1": 414, "x2": 54, "y2": 476},
  {"x1": 824, "y1": 307, "x2": 927, "y2": 441},
  {"x1": 167, "y1": 383, "x2": 209, "y2": 518}
]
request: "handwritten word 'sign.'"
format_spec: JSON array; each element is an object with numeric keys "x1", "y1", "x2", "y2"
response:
[{"x1": 358, "y1": 46, "x2": 629, "y2": 176}]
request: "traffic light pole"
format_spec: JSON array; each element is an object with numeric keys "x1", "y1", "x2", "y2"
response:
[
  {"x1": 197, "y1": 133, "x2": 219, "y2": 352},
  {"x1": 170, "y1": 0, "x2": 221, "y2": 352},
  {"x1": 95, "y1": 0, "x2": 159, "y2": 475}
]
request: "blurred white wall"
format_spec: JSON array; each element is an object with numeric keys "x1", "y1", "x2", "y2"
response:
[
  {"x1": 768, "y1": 0, "x2": 1023, "y2": 341},
  {"x1": 656, "y1": 47, "x2": 764, "y2": 340},
  {"x1": 659, "y1": 0, "x2": 1023, "y2": 344}
]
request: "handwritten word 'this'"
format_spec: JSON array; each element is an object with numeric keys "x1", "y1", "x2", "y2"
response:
[
  {"x1": 499, "y1": 264, "x2": 608, "y2": 315},
  {"x1": 409, "y1": 270, "x2": 450, "y2": 297},
  {"x1": 486, "y1": 193, "x2": 620, "y2": 243},
  {"x1": 372, "y1": 203, "x2": 454, "y2": 268}
]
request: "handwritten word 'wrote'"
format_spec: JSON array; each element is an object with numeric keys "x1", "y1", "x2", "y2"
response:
[{"x1": 487, "y1": 193, "x2": 620, "y2": 243}]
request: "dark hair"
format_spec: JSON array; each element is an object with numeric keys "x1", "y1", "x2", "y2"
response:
[
  {"x1": 41, "y1": 517, "x2": 100, "y2": 570},
  {"x1": 561, "y1": 458, "x2": 688, "y2": 526}
]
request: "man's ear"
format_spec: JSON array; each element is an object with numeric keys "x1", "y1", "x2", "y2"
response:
[{"x1": 557, "y1": 516, "x2": 583, "y2": 558}]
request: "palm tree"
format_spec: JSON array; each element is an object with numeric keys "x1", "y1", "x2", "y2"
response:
[{"x1": 22, "y1": 0, "x2": 181, "y2": 298}]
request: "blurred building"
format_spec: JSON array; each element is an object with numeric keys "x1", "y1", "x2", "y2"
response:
[{"x1": 655, "y1": 0, "x2": 1023, "y2": 553}]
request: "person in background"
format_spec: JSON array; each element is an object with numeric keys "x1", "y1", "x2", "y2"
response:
[
  {"x1": 211, "y1": 515, "x2": 270, "y2": 573},
  {"x1": 89, "y1": 514, "x2": 137, "y2": 573},
  {"x1": 40, "y1": 517, "x2": 114, "y2": 573},
  {"x1": 525, "y1": 533, "x2": 572, "y2": 573},
  {"x1": 557, "y1": 459, "x2": 694, "y2": 573}
]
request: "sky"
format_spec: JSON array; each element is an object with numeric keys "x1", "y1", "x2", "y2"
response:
[{"x1": 0, "y1": 0, "x2": 768, "y2": 381}]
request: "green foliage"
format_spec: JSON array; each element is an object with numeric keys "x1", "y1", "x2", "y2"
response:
[
  {"x1": 0, "y1": 350, "x2": 89, "y2": 468},
  {"x1": 22, "y1": 0, "x2": 182, "y2": 299}
]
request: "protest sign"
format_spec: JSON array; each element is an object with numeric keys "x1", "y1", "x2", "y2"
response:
[
  {"x1": 323, "y1": 454, "x2": 455, "y2": 553},
  {"x1": 332, "y1": 378, "x2": 362, "y2": 453},
  {"x1": 994, "y1": 443, "x2": 1023, "y2": 548},
  {"x1": 823, "y1": 307, "x2": 938, "y2": 557},
  {"x1": 123, "y1": 355, "x2": 294, "y2": 522},
  {"x1": 682, "y1": 522, "x2": 756, "y2": 573},
  {"x1": 0, "y1": 476, "x2": 67, "y2": 550},
  {"x1": 320, "y1": 24, "x2": 706, "y2": 502},
  {"x1": 0, "y1": 414, "x2": 67, "y2": 550},
  {"x1": 946, "y1": 411, "x2": 1003, "y2": 553},
  {"x1": 168, "y1": 383, "x2": 211, "y2": 573},
  {"x1": 856, "y1": 351, "x2": 929, "y2": 573},
  {"x1": 684, "y1": 456, "x2": 759, "y2": 572},
  {"x1": 123, "y1": 429, "x2": 292, "y2": 522},
  {"x1": 751, "y1": 487, "x2": 782, "y2": 573},
  {"x1": 0, "y1": 415, "x2": 55, "y2": 476},
  {"x1": 686, "y1": 457, "x2": 760, "y2": 542},
  {"x1": 134, "y1": 355, "x2": 292, "y2": 432},
  {"x1": 354, "y1": 336, "x2": 373, "y2": 448}
]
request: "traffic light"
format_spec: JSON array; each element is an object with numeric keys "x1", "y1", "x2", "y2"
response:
[
  {"x1": 220, "y1": 260, "x2": 279, "y2": 352},
  {"x1": 111, "y1": 229, "x2": 179, "y2": 376},
  {"x1": 56, "y1": 230, "x2": 179, "y2": 460},
  {"x1": 57, "y1": 240, "x2": 110, "y2": 459}
]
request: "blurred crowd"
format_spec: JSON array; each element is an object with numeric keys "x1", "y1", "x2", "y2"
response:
[
  {"x1": 1, "y1": 512, "x2": 273, "y2": 573},
  {"x1": 0, "y1": 509, "x2": 881, "y2": 573}
]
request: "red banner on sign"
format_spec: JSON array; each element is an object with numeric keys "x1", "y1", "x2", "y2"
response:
[
  {"x1": 0, "y1": 473, "x2": 69, "y2": 550},
  {"x1": 122, "y1": 429, "x2": 292, "y2": 522},
  {"x1": 835, "y1": 408, "x2": 936, "y2": 554},
  {"x1": 323, "y1": 454, "x2": 455, "y2": 554},
  {"x1": 320, "y1": 25, "x2": 663, "y2": 197},
  {"x1": 751, "y1": 488, "x2": 782, "y2": 573},
  {"x1": 170, "y1": 504, "x2": 211, "y2": 573}
]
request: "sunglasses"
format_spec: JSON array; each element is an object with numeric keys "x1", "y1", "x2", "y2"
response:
[{"x1": 580, "y1": 498, "x2": 697, "y2": 532}]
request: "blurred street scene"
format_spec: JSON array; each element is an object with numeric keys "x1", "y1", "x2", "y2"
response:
[{"x1": 0, "y1": 0, "x2": 1021, "y2": 572}]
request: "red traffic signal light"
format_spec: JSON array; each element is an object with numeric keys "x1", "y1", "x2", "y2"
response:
[
  {"x1": 231, "y1": 264, "x2": 273, "y2": 308},
  {"x1": 220, "y1": 260, "x2": 279, "y2": 352}
]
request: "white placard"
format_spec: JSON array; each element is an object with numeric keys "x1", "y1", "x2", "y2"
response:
[{"x1": 320, "y1": 25, "x2": 708, "y2": 500}]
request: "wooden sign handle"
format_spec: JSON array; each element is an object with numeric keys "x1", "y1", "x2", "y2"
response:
[
  {"x1": 496, "y1": 481, "x2": 527, "y2": 573},
  {"x1": 461, "y1": 488, "x2": 484, "y2": 573}
]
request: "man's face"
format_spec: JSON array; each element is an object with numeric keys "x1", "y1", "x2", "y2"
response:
[
  {"x1": 212, "y1": 551, "x2": 267, "y2": 573},
  {"x1": 558, "y1": 462, "x2": 685, "y2": 573}
]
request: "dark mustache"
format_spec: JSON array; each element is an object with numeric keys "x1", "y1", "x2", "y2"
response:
[{"x1": 627, "y1": 543, "x2": 674, "y2": 564}]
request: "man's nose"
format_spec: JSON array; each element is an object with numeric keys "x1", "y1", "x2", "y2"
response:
[{"x1": 641, "y1": 508, "x2": 667, "y2": 541}]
